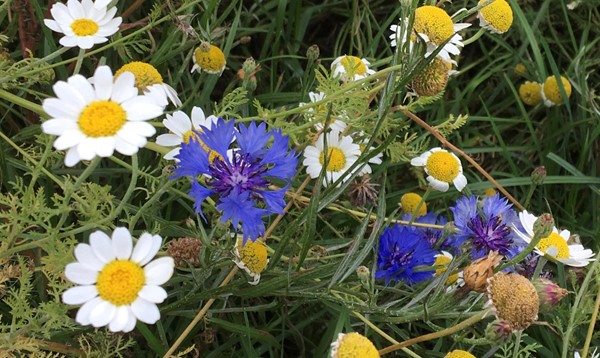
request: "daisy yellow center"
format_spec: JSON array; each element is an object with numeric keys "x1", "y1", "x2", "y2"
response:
[
  {"x1": 96, "y1": 260, "x2": 145, "y2": 306},
  {"x1": 537, "y1": 232, "x2": 570, "y2": 259},
  {"x1": 115, "y1": 61, "x2": 163, "y2": 88},
  {"x1": 487, "y1": 273, "x2": 539, "y2": 331},
  {"x1": 78, "y1": 100, "x2": 127, "y2": 137},
  {"x1": 183, "y1": 130, "x2": 200, "y2": 144},
  {"x1": 425, "y1": 151, "x2": 460, "y2": 183},
  {"x1": 319, "y1": 147, "x2": 346, "y2": 172},
  {"x1": 340, "y1": 56, "x2": 367, "y2": 75},
  {"x1": 444, "y1": 350, "x2": 476, "y2": 358},
  {"x1": 434, "y1": 255, "x2": 458, "y2": 284},
  {"x1": 484, "y1": 188, "x2": 497, "y2": 197},
  {"x1": 412, "y1": 57, "x2": 451, "y2": 97},
  {"x1": 70, "y1": 18, "x2": 99, "y2": 36},
  {"x1": 543, "y1": 76, "x2": 572, "y2": 105},
  {"x1": 333, "y1": 333, "x2": 379, "y2": 358},
  {"x1": 414, "y1": 6, "x2": 455, "y2": 45},
  {"x1": 194, "y1": 45, "x2": 226, "y2": 74},
  {"x1": 479, "y1": 0, "x2": 513, "y2": 33},
  {"x1": 519, "y1": 81, "x2": 542, "y2": 106},
  {"x1": 237, "y1": 240, "x2": 268, "y2": 274},
  {"x1": 400, "y1": 192, "x2": 427, "y2": 216}
]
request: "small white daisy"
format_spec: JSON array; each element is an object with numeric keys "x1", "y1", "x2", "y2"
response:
[
  {"x1": 300, "y1": 91, "x2": 348, "y2": 132},
  {"x1": 410, "y1": 147, "x2": 467, "y2": 192},
  {"x1": 513, "y1": 210, "x2": 595, "y2": 267},
  {"x1": 233, "y1": 237, "x2": 269, "y2": 286},
  {"x1": 62, "y1": 227, "x2": 174, "y2": 332},
  {"x1": 155, "y1": 107, "x2": 219, "y2": 161},
  {"x1": 41, "y1": 65, "x2": 164, "y2": 167},
  {"x1": 303, "y1": 130, "x2": 361, "y2": 187},
  {"x1": 389, "y1": 6, "x2": 470, "y2": 64},
  {"x1": 331, "y1": 55, "x2": 376, "y2": 82},
  {"x1": 115, "y1": 61, "x2": 182, "y2": 108},
  {"x1": 44, "y1": 0, "x2": 122, "y2": 50}
]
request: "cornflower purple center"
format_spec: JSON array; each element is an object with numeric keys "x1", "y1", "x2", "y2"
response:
[
  {"x1": 467, "y1": 214, "x2": 512, "y2": 255},
  {"x1": 385, "y1": 245, "x2": 413, "y2": 272},
  {"x1": 208, "y1": 152, "x2": 269, "y2": 198}
]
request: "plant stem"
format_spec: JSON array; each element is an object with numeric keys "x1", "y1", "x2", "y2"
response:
[
  {"x1": 0, "y1": 88, "x2": 46, "y2": 116},
  {"x1": 512, "y1": 330, "x2": 523, "y2": 358},
  {"x1": 462, "y1": 28, "x2": 486, "y2": 46},
  {"x1": 378, "y1": 310, "x2": 489, "y2": 355},
  {"x1": 581, "y1": 262, "x2": 600, "y2": 358},
  {"x1": 73, "y1": 48, "x2": 86, "y2": 75}
]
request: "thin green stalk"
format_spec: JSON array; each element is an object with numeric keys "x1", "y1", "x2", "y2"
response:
[
  {"x1": 72, "y1": 48, "x2": 86, "y2": 75},
  {"x1": 352, "y1": 311, "x2": 421, "y2": 358},
  {"x1": 582, "y1": 280, "x2": 600, "y2": 358},
  {"x1": 0, "y1": 88, "x2": 46, "y2": 116},
  {"x1": 129, "y1": 179, "x2": 177, "y2": 231},
  {"x1": 497, "y1": 231, "x2": 544, "y2": 271},
  {"x1": 114, "y1": 154, "x2": 139, "y2": 218},
  {"x1": 462, "y1": 28, "x2": 486, "y2": 46},
  {"x1": 531, "y1": 256, "x2": 547, "y2": 279},
  {"x1": 512, "y1": 330, "x2": 523, "y2": 358}
]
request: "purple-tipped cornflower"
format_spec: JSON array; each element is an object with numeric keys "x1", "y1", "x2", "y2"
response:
[{"x1": 173, "y1": 119, "x2": 298, "y2": 243}]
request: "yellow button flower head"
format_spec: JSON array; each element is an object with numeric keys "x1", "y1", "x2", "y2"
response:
[
  {"x1": 389, "y1": 6, "x2": 471, "y2": 64},
  {"x1": 518, "y1": 81, "x2": 543, "y2": 106},
  {"x1": 541, "y1": 75, "x2": 572, "y2": 107},
  {"x1": 514, "y1": 63, "x2": 527, "y2": 77},
  {"x1": 330, "y1": 332, "x2": 379, "y2": 358},
  {"x1": 445, "y1": 350, "x2": 476, "y2": 358},
  {"x1": 486, "y1": 272, "x2": 539, "y2": 331},
  {"x1": 434, "y1": 251, "x2": 459, "y2": 285},
  {"x1": 192, "y1": 42, "x2": 226, "y2": 75},
  {"x1": 478, "y1": 0, "x2": 513, "y2": 34},
  {"x1": 115, "y1": 61, "x2": 182, "y2": 107},
  {"x1": 411, "y1": 147, "x2": 468, "y2": 192},
  {"x1": 412, "y1": 57, "x2": 454, "y2": 97},
  {"x1": 400, "y1": 192, "x2": 427, "y2": 217},
  {"x1": 233, "y1": 238, "x2": 269, "y2": 285}
]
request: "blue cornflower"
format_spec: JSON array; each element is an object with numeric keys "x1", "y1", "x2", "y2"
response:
[
  {"x1": 173, "y1": 119, "x2": 298, "y2": 243},
  {"x1": 450, "y1": 194, "x2": 521, "y2": 259},
  {"x1": 375, "y1": 224, "x2": 437, "y2": 286},
  {"x1": 401, "y1": 212, "x2": 461, "y2": 254}
]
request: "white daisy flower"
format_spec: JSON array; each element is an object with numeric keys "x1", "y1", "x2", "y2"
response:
[
  {"x1": 303, "y1": 130, "x2": 361, "y2": 187},
  {"x1": 155, "y1": 107, "x2": 219, "y2": 161},
  {"x1": 41, "y1": 66, "x2": 164, "y2": 167},
  {"x1": 44, "y1": 0, "x2": 122, "y2": 50},
  {"x1": 300, "y1": 91, "x2": 348, "y2": 132},
  {"x1": 574, "y1": 348, "x2": 599, "y2": 358},
  {"x1": 389, "y1": 5, "x2": 470, "y2": 64},
  {"x1": 410, "y1": 147, "x2": 467, "y2": 192},
  {"x1": 115, "y1": 61, "x2": 182, "y2": 108},
  {"x1": 233, "y1": 237, "x2": 269, "y2": 286},
  {"x1": 62, "y1": 227, "x2": 174, "y2": 332},
  {"x1": 513, "y1": 210, "x2": 595, "y2": 267},
  {"x1": 331, "y1": 55, "x2": 376, "y2": 82}
]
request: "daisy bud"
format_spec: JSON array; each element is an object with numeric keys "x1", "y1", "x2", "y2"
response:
[
  {"x1": 531, "y1": 166, "x2": 547, "y2": 185},
  {"x1": 533, "y1": 213, "x2": 554, "y2": 239},
  {"x1": 306, "y1": 44, "x2": 320, "y2": 61},
  {"x1": 533, "y1": 277, "x2": 569, "y2": 312},
  {"x1": 412, "y1": 57, "x2": 452, "y2": 97},
  {"x1": 485, "y1": 319, "x2": 513, "y2": 343},
  {"x1": 514, "y1": 63, "x2": 527, "y2": 77},
  {"x1": 357, "y1": 266, "x2": 370, "y2": 285},
  {"x1": 463, "y1": 251, "x2": 502, "y2": 292},
  {"x1": 239, "y1": 35, "x2": 252, "y2": 45}
]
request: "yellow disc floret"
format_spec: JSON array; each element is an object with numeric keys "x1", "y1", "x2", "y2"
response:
[
  {"x1": 542, "y1": 75, "x2": 572, "y2": 106},
  {"x1": 414, "y1": 6, "x2": 455, "y2": 45},
  {"x1": 331, "y1": 332, "x2": 379, "y2": 358},
  {"x1": 425, "y1": 150, "x2": 460, "y2": 183},
  {"x1": 537, "y1": 232, "x2": 570, "y2": 259},
  {"x1": 340, "y1": 56, "x2": 367, "y2": 76},
  {"x1": 193, "y1": 43, "x2": 226, "y2": 74},
  {"x1": 434, "y1": 255, "x2": 459, "y2": 284},
  {"x1": 478, "y1": 0, "x2": 513, "y2": 34},
  {"x1": 444, "y1": 350, "x2": 476, "y2": 358},
  {"x1": 514, "y1": 63, "x2": 527, "y2": 77},
  {"x1": 96, "y1": 260, "x2": 145, "y2": 306},
  {"x1": 320, "y1": 147, "x2": 346, "y2": 172},
  {"x1": 519, "y1": 81, "x2": 542, "y2": 106},
  {"x1": 487, "y1": 273, "x2": 539, "y2": 331},
  {"x1": 78, "y1": 100, "x2": 126, "y2": 137},
  {"x1": 236, "y1": 239, "x2": 268, "y2": 275},
  {"x1": 71, "y1": 18, "x2": 99, "y2": 36},
  {"x1": 115, "y1": 61, "x2": 164, "y2": 88},
  {"x1": 412, "y1": 57, "x2": 452, "y2": 97},
  {"x1": 400, "y1": 192, "x2": 427, "y2": 217}
]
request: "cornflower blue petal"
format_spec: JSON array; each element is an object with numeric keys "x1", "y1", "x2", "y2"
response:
[
  {"x1": 375, "y1": 224, "x2": 436, "y2": 286},
  {"x1": 198, "y1": 118, "x2": 236, "y2": 160},
  {"x1": 218, "y1": 190, "x2": 267, "y2": 243},
  {"x1": 172, "y1": 138, "x2": 210, "y2": 178},
  {"x1": 482, "y1": 194, "x2": 512, "y2": 219},
  {"x1": 189, "y1": 180, "x2": 213, "y2": 220},
  {"x1": 449, "y1": 195, "x2": 478, "y2": 230},
  {"x1": 400, "y1": 212, "x2": 461, "y2": 254},
  {"x1": 236, "y1": 121, "x2": 269, "y2": 156},
  {"x1": 258, "y1": 186, "x2": 288, "y2": 214}
]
